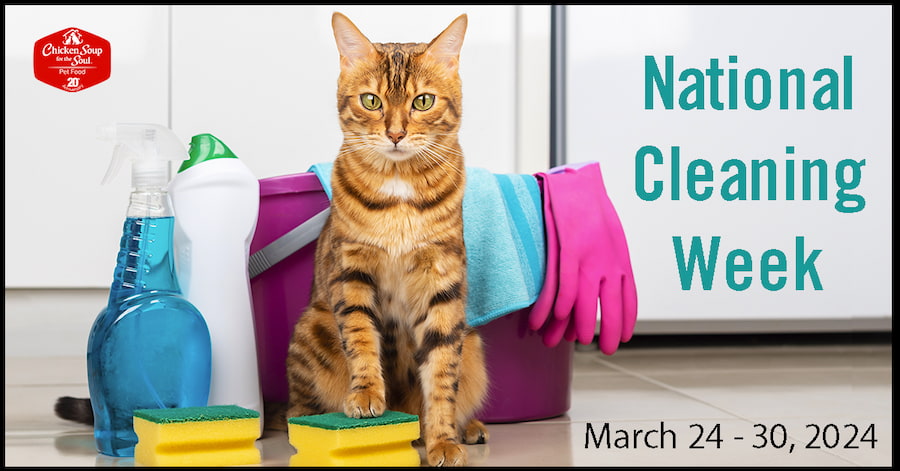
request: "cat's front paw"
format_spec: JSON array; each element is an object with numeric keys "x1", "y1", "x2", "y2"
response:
[
  {"x1": 427, "y1": 441, "x2": 468, "y2": 467},
  {"x1": 343, "y1": 389, "x2": 386, "y2": 418},
  {"x1": 463, "y1": 418, "x2": 489, "y2": 444}
]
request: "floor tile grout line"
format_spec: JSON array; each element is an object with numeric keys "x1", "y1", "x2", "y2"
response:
[
  {"x1": 592, "y1": 356, "x2": 747, "y2": 418},
  {"x1": 591, "y1": 357, "x2": 864, "y2": 466},
  {"x1": 5, "y1": 430, "x2": 84, "y2": 438},
  {"x1": 5, "y1": 383, "x2": 90, "y2": 388},
  {"x1": 572, "y1": 364, "x2": 891, "y2": 378}
]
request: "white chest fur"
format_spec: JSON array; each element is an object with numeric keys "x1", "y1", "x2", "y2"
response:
[{"x1": 378, "y1": 175, "x2": 416, "y2": 199}]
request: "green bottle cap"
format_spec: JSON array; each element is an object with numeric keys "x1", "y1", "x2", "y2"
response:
[{"x1": 179, "y1": 133, "x2": 238, "y2": 173}]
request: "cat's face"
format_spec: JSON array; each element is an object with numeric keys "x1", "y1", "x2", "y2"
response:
[{"x1": 332, "y1": 13, "x2": 467, "y2": 164}]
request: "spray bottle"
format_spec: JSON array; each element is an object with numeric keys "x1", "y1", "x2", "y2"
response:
[
  {"x1": 87, "y1": 123, "x2": 212, "y2": 457},
  {"x1": 168, "y1": 134, "x2": 263, "y2": 427}
]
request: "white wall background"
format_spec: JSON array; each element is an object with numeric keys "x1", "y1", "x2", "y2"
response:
[
  {"x1": 4, "y1": 4, "x2": 552, "y2": 357},
  {"x1": 4, "y1": 5, "x2": 889, "y2": 358},
  {"x1": 5, "y1": 4, "x2": 549, "y2": 289},
  {"x1": 565, "y1": 5, "x2": 892, "y2": 323}
]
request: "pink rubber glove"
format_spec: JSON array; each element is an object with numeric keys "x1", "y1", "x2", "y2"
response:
[
  {"x1": 537, "y1": 308, "x2": 578, "y2": 348},
  {"x1": 529, "y1": 173, "x2": 559, "y2": 332},
  {"x1": 530, "y1": 173, "x2": 577, "y2": 347},
  {"x1": 530, "y1": 162, "x2": 638, "y2": 354}
]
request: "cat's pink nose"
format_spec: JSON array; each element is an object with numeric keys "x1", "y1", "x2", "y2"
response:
[{"x1": 386, "y1": 130, "x2": 406, "y2": 144}]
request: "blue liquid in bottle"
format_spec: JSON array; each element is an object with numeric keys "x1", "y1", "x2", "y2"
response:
[{"x1": 87, "y1": 216, "x2": 211, "y2": 457}]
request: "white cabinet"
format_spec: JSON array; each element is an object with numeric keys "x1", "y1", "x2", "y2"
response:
[
  {"x1": 4, "y1": 5, "x2": 528, "y2": 288},
  {"x1": 5, "y1": 5, "x2": 170, "y2": 288},
  {"x1": 564, "y1": 5, "x2": 891, "y2": 326}
]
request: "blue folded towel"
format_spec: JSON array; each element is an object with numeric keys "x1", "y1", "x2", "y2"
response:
[{"x1": 308, "y1": 162, "x2": 545, "y2": 327}]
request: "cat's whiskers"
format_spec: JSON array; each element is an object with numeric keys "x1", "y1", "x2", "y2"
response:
[
  {"x1": 421, "y1": 140, "x2": 463, "y2": 167},
  {"x1": 338, "y1": 135, "x2": 381, "y2": 161},
  {"x1": 424, "y1": 141, "x2": 464, "y2": 159},
  {"x1": 414, "y1": 143, "x2": 465, "y2": 193}
]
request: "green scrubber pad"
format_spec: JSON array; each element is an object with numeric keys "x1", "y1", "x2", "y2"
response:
[
  {"x1": 134, "y1": 404, "x2": 259, "y2": 424},
  {"x1": 288, "y1": 410, "x2": 418, "y2": 430}
]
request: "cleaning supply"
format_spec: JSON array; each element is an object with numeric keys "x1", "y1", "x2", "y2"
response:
[
  {"x1": 248, "y1": 172, "x2": 331, "y2": 404},
  {"x1": 133, "y1": 405, "x2": 261, "y2": 466},
  {"x1": 476, "y1": 308, "x2": 573, "y2": 423},
  {"x1": 529, "y1": 162, "x2": 638, "y2": 354},
  {"x1": 168, "y1": 134, "x2": 263, "y2": 428},
  {"x1": 307, "y1": 162, "x2": 546, "y2": 327},
  {"x1": 87, "y1": 123, "x2": 212, "y2": 457},
  {"x1": 462, "y1": 169, "x2": 545, "y2": 326},
  {"x1": 288, "y1": 411, "x2": 420, "y2": 467}
]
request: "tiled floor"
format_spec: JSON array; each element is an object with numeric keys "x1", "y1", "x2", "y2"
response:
[{"x1": 4, "y1": 336, "x2": 891, "y2": 467}]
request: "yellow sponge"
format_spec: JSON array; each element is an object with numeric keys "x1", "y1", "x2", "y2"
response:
[
  {"x1": 288, "y1": 410, "x2": 420, "y2": 467},
  {"x1": 133, "y1": 405, "x2": 261, "y2": 467}
]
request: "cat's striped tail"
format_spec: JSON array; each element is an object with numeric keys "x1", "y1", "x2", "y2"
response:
[{"x1": 54, "y1": 396, "x2": 94, "y2": 426}]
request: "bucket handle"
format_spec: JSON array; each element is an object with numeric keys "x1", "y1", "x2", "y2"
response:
[{"x1": 248, "y1": 207, "x2": 331, "y2": 278}]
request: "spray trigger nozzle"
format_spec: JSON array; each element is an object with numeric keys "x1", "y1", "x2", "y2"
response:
[{"x1": 98, "y1": 123, "x2": 189, "y2": 189}]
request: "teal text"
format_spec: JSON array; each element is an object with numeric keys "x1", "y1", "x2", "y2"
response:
[
  {"x1": 672, "y1": 236, "x2": 823, "y2": 291},
  {"x1": 635, "y1": 145, "x2": 866, "y2": 214},
  {"x1": 645, "y1": 55, "x2": 853, "y2": 110}
]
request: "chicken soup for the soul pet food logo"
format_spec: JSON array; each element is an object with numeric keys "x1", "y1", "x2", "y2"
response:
[{"x1": 33, "y1": 28, "x2": 110, "y2": 92}]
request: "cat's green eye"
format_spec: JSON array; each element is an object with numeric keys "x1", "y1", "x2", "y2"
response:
[
  {"x1": 361, "y1": 93, "x2": 382, "y2": 111},
  {"x1": 412, "y1": 94, "x2": 435, "y2": 111}
]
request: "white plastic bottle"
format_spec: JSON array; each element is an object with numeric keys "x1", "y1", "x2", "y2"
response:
[{"x1": 169, "y1": 133, "x2": 263, "y2": 428}]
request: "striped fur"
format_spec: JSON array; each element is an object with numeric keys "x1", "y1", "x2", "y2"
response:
[{"x1": 285, "y1": 12, "x2": 488, "y2": 467}]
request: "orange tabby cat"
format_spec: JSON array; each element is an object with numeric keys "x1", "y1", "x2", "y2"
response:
[
  {"x1": 283, "y1": 12, "x2": 489, "y2": 466},
  {"x1": 54, "y1": 12, "x2": 489, "y2": 466}
]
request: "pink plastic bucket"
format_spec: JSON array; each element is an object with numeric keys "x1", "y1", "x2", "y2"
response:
[
  {"x1": 476, "y1": 309, "x2": 573, "y2": 423},
  {"x1": 249, "y1": 172, "x2": 573, "y2": 422},
  {"x1": 250, "y1": 172, "x2": 330, "y2": 403}
]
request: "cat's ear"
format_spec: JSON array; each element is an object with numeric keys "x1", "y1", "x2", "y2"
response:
[
  {"x1": 332, "y1": 12, "x2": 378, "y2": 71},
  {"x1": 425, "y1": 14, "x2": 467, "y2": 73}
]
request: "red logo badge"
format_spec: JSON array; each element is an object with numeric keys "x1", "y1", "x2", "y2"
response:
[{"x1": 33, "y1": 28, "x2": 111, "y2": 92}]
